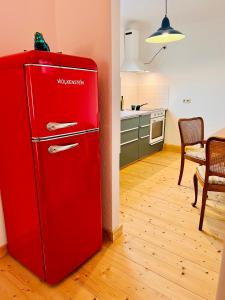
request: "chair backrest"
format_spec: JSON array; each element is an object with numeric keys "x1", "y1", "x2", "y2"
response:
[
  {"x1": 206, "y1": 137, "x2": 225, "y2": 179},
  {"x1": 178, "y1": 117, "x2": 204, "y2": 147}
]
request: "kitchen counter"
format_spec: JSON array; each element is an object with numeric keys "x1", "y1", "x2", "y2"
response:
[
  {"x1": 120, "y1": 109, "x2": 166, "y2": 120},
  {"x1": 120, "y1": 110, "x2": 166, "y2": 167}
]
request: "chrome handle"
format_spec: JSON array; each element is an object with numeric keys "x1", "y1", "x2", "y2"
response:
[
  {"x1": 121, "y1": 127, "x2": 139, "y2": 133},
  {"x1": 140, "y1": 124, "x2": 150, "y2": 128},
  {"x1": 46, "y1": 122, "x2": 78, "y2": 131},
  {"x1": 140, "y1": 135, "x2": 150, "y2": 139},
  {"x1": 48, "y1": 143, "x2": 79, "y2": 154},
  {"x1": 121, "y1": 138, "x2": 138, "y2": 146}
]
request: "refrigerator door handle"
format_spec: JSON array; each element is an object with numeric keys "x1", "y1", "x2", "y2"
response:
[
  {"x1": 48, "y1": 143, "x2": 79, "y2": 154},
  {"x1": 46, "y1": 122, "x2": 78, "y2": 131}
]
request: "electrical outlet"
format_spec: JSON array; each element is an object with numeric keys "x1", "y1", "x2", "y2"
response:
[{"x1": 183, "y1": 99, "x2": 192, "y2": 104}]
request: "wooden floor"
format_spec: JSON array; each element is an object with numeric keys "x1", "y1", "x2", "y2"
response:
[{"x1": 0, "y1": 150, "x2": 225, "y2": 300}]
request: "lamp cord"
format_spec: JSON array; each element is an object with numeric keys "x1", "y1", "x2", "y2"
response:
[
  {"x1": 144, "y1": 46, "x2": 167, "y2": 65},
  {"x1": 165, "y1": 0, "x2": 168, "y2": 16}
]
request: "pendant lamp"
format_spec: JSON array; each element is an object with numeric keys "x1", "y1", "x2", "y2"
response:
[{"x1": 145, "y1": 0, "x2": 185, "y2": 44}]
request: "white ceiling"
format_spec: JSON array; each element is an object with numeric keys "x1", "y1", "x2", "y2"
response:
[{"x1": 121, "y1": 0, "x2": 225, "y2": 26}]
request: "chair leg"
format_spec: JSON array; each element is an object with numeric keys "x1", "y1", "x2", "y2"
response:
[
  {"x1": 178, "y1": 154, "x2": 185, "y2": 185},
  {"x1": 199, "y1": 186, "x2": 208, "y2": 231},
  {"x1": 192, "y1": 174, "x2": 198, "y2": 207}
]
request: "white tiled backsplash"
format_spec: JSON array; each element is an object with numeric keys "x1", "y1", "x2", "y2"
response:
[{"x1": 121, "y1": 72, "x2": 169, "y2": 110}]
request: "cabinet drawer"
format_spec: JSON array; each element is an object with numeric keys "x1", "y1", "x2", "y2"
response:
[
  {"x1": 121, "y1": 117, "x2": 139, "y2": 132},
  {"x1": 139, "y1": 139, "x2": 164, "y2": 159},
  {"x1": 120, "y1": 140, "x2": 139, "y2": 167},
  {"x1": 139, "y1": 126, "x2": 150, "y2": 138},
  {"x1": 121, "y1": 129, "x2": 139, "y2": 145},
  {"x1": 139, "y1": 115, "x2": 150, "y2": 127},
  {"x1": 139, "y1": 136, "x2": 151, "y2": 158}
]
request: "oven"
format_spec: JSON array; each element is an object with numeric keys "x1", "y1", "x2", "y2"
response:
[{"x1": 149, "y1": 110, "x2": 166, "y2": 145}]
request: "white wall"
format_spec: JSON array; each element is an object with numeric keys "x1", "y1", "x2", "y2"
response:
[
  {"x1": 121, "y1": 72, "x2": 169, "y2": 109},
  {"x1": 152, "y1": 18, "x2": 225, "y2": 145},
  {"x1": 121, "y1": 73, "x2": 139, "y2": 108}
]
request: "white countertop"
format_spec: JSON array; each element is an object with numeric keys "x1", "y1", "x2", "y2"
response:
[{"x1": 120, "y1": 109, "x2": 166, "y2": 120}]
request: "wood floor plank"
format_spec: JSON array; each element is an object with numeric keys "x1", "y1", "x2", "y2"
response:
[
  {"x1": 121, "y1": 209, "x2": 221, "y2": 272},
  {"x1": 109, "y1": 235, "x2": 218, "y2": 299},
  {"x1": 81, "y1": 252, "x2": 168, "y2": 300},
  {"x1": 102, "y1": 244, "x2": 204, "y2": 300},
  {"x1": 121, "y1": 204, "x2": 223, "y2": 256}
]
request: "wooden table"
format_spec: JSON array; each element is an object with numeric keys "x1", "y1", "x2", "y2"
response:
[{"x1": 212, "y1": 127, "x2": 225, "y2": 138}]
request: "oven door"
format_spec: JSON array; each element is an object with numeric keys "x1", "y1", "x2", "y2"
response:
[{"x1": 150, "y1": 117, "x2": 165, "y2": 145}]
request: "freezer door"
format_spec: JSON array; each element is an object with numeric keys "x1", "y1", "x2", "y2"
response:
[
  {"x1": 32, "y1": 131, "x2": 102, "y2": 284},
  {"x1": 25, "y1": 65, "x2": 99, "y2": 138}
]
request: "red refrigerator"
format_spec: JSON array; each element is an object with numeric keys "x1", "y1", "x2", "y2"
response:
[{"x1": 0, "y1": 51, "x2": 102, "y2": 284}]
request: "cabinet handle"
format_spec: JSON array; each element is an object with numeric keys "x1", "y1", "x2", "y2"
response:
[
  {"x1": 48, "y1": 143, "x2": 79, "y2": 154},
  {"x1": 47, "y1": 122, "x2": 78, "y2": 131},
  {"x1": 121, "y1": 127, "x2": 139, "y2": 133},
  {"x1": 121, "y1": 138, "x2": 138, "y2": 146},
  {"x1": 140, "y1": 135, "x2": 150, "y2": 139},
  {"x1": 140, "y1": 124, "x2": 150, "y2": 128}
]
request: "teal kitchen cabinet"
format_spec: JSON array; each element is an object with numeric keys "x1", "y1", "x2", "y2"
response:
[
  {"x1": 121, "y1": 117, "x2": 139, "y2": 131},
  {"x1": 139, "y1": 114, "x2": 150, "y2": 127},
  {"x1": 120, "y1": 140, "x2": 139, "y2": 167},
  {"x1": 139, "y1": 114, "x2": 151, "y2": 158},
  {"x1": 120, "y1": 114, "x2": 164, "y2": 168},
  {"x1": 120, "y1": 117, "x2": 139, "y2": 167}
]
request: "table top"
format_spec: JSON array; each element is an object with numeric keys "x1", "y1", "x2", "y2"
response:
[{"x1": 213, "y1": 127, "x2": 225, "y2": 138}]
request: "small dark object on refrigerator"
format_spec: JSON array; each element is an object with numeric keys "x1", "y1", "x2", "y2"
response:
[{"x1": 34, "y1": 32, "x2": 50, "y2": 52}]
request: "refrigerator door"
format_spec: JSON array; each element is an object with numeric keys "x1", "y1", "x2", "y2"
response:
[
  {"x1": 32, "y1": 131, "x2": 102, "y2": 284},
  {"x1": 25, "y1": 65, "x2": 99, "y2": 138}
]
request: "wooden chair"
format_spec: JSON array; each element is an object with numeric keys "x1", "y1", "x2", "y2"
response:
[
  {"x1": 192, "y1": 137, "x2": 225, "y2": 230},
  {"x1": 178, "y1": 117, "x2": 206, "y2": 185}
]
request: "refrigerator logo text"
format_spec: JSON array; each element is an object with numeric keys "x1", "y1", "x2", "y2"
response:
[{"x1": 57, "y1": 79, "x2": 85, "y2": 86}]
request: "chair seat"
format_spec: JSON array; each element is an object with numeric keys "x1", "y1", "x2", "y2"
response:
[
  {"x1": 185, "y1": 147, "x2": 205, "y2": 161},
  {"x1": 197, "y1": 165, "x2": 225, "y2": 185}
]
